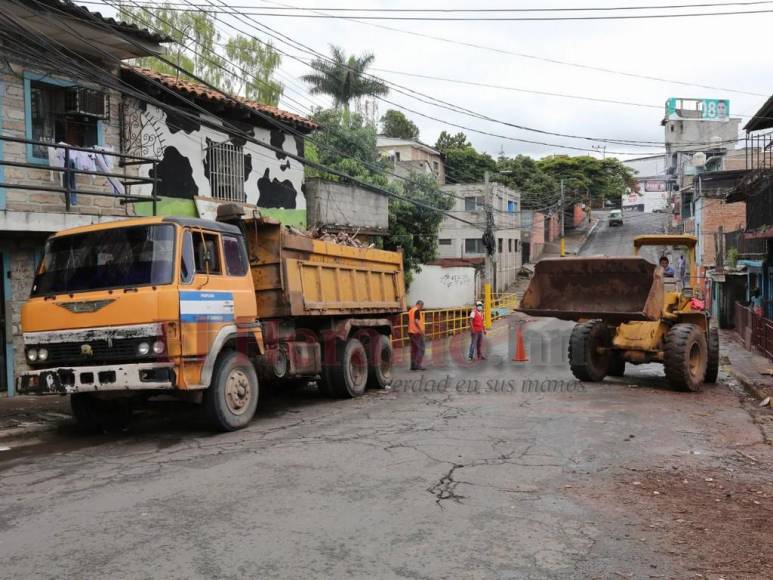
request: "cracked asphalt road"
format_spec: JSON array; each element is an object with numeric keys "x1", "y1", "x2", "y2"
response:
[
  {"x1": 1, "y1": 213, "x2": 772, "y2": 579},
  {"x1": 1, "y1": 321, "x2": 770, "y2": 579}
]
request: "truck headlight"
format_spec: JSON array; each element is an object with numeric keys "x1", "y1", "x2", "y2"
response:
[
  {"x1": 26, "y1": 348, "x2": 38, "y2": 362},
  {"x1": 38, "y1": 348, "x2": 48, "y2": 362},
  {"x1": 152, "y1": 340, "x2": 165, "y2": 354},
  {"x1": 137, "y1": 342, "x2": 150, "y2": 356}
]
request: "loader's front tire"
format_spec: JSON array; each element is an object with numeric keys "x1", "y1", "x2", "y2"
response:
[
  {"x1": 204, "y1": 351, "x2": 259, "y2": 432},
  {"x1": 568, "y1": 320, "x2": 611, "y2": 382},
  {"x1": 705, "y1": 326, "x2": 720, "y2": 384},
  {"x1": 663, "y1": 323, "x2": 707, "y2": 392}
]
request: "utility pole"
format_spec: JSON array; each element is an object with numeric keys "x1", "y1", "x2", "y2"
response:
[
  {"x1": 560, "y1": 179, "x2": 566, "y2": 257},
  {"x1": 483, "y1": 171, "x2": 495, "y2": 328}
]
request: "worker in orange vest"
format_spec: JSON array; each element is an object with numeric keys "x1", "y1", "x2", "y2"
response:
[
  {"x1": 468, "y1": 300, "x2": 487, "y2": 360},
  {"x1": 407, "y1": 300, "x2": 426, "y2": 370}
]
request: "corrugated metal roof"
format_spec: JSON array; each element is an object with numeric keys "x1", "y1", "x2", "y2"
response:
[{"x1": 124, "y1": 66, "x2": 317, "y2": 132}]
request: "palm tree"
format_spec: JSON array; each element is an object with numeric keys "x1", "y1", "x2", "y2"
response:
[{"x1": 301, "y1": 45, "x2": 389, "y2": 116}]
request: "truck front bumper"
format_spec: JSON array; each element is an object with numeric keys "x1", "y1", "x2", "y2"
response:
[{"x1": 16, "y1": 363, "x2": 176, "y2": 395}]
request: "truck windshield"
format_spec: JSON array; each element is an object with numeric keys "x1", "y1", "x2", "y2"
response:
[{"x1": 32, "y1": 224, "x2": 175, "y2": 296}]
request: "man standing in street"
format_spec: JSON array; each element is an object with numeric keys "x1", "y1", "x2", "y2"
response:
[
  {"x1": 677, "y1": 255, "x2": 687, "y2": 289},
  {"x1": 408, "y1": 300, "x2": 426, "y2": 371},
  {"x1": 469, "y1": 300, "x2": 487, "y2": 360}
]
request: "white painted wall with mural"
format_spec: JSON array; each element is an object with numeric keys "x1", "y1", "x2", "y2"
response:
[{"x1": 123, "y1": 101, "x2": 306, "y2": 226}]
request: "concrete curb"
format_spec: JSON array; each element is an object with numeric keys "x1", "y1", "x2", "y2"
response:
[
  {"x1": 724, "y1": 364, "x2": 770, "y2": 402},
  {"x1": 574, "y1": 219, "x2": 601, "y2": 255}
]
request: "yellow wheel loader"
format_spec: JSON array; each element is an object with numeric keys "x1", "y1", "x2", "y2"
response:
[{"x1": 518, "y1": 235, "x2": 718, "y2": 391}]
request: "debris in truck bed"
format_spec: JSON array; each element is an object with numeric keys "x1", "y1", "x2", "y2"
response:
[{"x1": 287, "y1": 225, "x2": 375, "y2": 248}]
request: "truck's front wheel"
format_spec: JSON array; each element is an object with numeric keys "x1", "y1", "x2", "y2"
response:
[{"x1": 204, "y1": 351, "x2": 259, "y2": 432}]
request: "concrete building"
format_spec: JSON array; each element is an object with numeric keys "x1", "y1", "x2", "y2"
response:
[
  {"x1": 436, "y1": 183, "x2": 521, "y2": 292},
  {"x1": 622, "y1": 154, "x2": 670, "y2": 213},
  {"x1": 304, "y1": 178, "x2": 388, "y2": 240},
  {"x1": 376, "y1": 136, "x2": 445, "y2": 185}
]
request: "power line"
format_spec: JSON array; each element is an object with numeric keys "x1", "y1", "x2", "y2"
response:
[
  {"x1": 6, "y1": 0, "x2": 484, "y2": 231},
  {"x1": 255, "y1": 0, "x2": 767, "y2": 98},
  {"x1": 78, "y1": 0, "x2": 773, "y2": 12}
]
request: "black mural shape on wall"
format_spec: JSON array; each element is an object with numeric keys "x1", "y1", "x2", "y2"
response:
[
  {"x1": 165, "y1": 109, "x2": 201, "y2": 134},
  {"x1": 257, "y1": 168, "x2": 297, "y2": 209},
  {"x1": 270, "y1": 130, "x2": 287, "y2": 161},
  {"x1": 150, "y1": 146, "x2": 198, "y2": 198}
]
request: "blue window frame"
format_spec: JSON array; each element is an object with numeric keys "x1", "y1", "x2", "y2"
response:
[
  {"x1": 23, "y1": 71, "x2": 104, "y2": 165},
  {"x1": 507, "y1": 200, "x2": 518, "y2": 213}
]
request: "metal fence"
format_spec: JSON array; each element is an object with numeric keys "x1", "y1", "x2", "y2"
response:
[
  {"x1": 735, "y1": 301, "x2": 773, "y2": 360},
  {"x1": 392, "y1": 293, "x2": 519, "y2": 348}
]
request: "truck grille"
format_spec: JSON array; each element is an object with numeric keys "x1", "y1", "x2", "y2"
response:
[{"x1": 30, "y1": 338, "x2": 159, "y2": 368}]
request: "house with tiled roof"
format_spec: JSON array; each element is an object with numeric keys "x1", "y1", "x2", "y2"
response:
[{"x1": 120, "y1": 66, "x2": 316, "y2": 226}]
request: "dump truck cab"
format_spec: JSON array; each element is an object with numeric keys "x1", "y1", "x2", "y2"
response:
[{"x1": 18, "y1": 216, "x2": 262, "y2": 397}]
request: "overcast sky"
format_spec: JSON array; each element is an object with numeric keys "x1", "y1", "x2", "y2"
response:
[{"x1": 99, "y1": 0, "x2": 773, "y2": 161}]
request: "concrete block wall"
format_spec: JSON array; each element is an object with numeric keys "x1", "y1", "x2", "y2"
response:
[{"x1": 305, "y1": 178, "x2": 388, "y2": 233}]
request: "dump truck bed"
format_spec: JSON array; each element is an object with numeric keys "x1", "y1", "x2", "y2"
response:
[
  {"x1": 246, "y1": 218, "x2": 406, "y2": 318},
  {"x1": 517, "y1": 257, "x2": 664, "y2": 323}
]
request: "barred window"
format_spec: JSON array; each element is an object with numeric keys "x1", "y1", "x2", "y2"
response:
[{"x1": 207, "y1": 141, "x2": 245, "y2": 202}]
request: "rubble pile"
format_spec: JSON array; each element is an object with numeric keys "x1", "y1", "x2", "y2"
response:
[{"x1": 287, "y1": 225, "x2": 375, "y2": 248}]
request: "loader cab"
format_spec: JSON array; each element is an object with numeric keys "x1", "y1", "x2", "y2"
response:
[{"x1": 633, "y1": 234, "x2": 698, "y2": 311}]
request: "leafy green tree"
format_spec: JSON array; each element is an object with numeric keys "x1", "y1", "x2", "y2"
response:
[
  {"x1": 380, "y1": 110, "x2": 419, "y2": 140},
  {"x1": 384, "y1": 172, "x2": 454, "y2": 285},
  {"x1": 495, "y1": 155, "x2": 558, "y2": 208},
  {"x1": 306, "y1": 108, "x2": 452, "y2": 285},
  {"x1": 537, "y1": 155, "x2": 636, "y2": 203},
  {"x1": 301, "y1": 46, "x2": 389, "y2": 117},
  {"x1": 223, "y1": 37, "x2": 282, "y2": 106},
  {"x1": 118, "y1": 3, "x2": 283, "y2": 105},
  {"x1": 434, "y1": 131, "x2": 469, "y2": 154}
]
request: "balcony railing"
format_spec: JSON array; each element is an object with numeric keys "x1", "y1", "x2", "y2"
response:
[{"x1": 0, "y1": 135, "x2": 160, "y2": 214}]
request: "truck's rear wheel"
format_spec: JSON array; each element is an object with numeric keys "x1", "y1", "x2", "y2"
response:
[
  {"x1": 366, "y1": 334, "x2": 393, "y2": 389},
  {"x1": 664, "y1": 323, "x2": 707, "y2": 392},
  {"x1": 568, "y1": 320, "x2": 611, "y2": 382},
  {"x1": 704, "y1": 326, "x2": 720, "y2": 384},
  {"x1": 204, "y1": 351, "x2": 259, "y2": 431},
  {"x1": 322, "y1": 338, "x2": 368, "y2": 398}
]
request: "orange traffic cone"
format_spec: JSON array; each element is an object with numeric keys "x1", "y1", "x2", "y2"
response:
[{"x1": 512, "y1": 321, "x2": 528, "y2": 362}]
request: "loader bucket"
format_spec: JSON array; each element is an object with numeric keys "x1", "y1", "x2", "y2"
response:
[{"x1": 517, "y1": 257, "x2": 664, "y2": 323}]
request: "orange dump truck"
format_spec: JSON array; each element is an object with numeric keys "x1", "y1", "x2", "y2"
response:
[{"x1": 16, "y1": 207, "x2": 405, "y2": 431}]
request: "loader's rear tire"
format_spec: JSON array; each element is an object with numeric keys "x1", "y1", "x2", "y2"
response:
[
  {"x1": 320, "y1": 338, "x2": 368, "y2": 398},
  {"x1": 366, "y1": 334, "x2": 393, "y2": 389},
  {"x1": 663, "y1": 323, "x2": 707, "y2": 392},
  {"x1": 568, "y1": 320, "x2": 611, "y2": 382},
  {"x1": 705, "y1": 326, "x2": 720, "y2": 384},
  {"x1": 608, "y1": 352, "x2": 626, "y2": 377},
  {"x1": 204, "y1": 350, "x2": 259, "y2": 432}
]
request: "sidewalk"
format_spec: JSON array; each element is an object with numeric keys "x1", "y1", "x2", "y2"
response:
[
  {"x1": 720, "y1": 329, "x2": 773, "y2": 403},
  {"x1": 541, "y1": 218, "x2": 599, "y2": 257}
]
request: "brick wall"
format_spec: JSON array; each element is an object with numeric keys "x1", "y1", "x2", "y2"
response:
[
  {"x1": 530, "y1": 212, "x2": 545, "y2": 261},
  {"x1": 699, "y1": 199, "x2": 746, "y2": 267},
  {"x1": 572, "y1": 204, "x2": 587, "y2": 228}
]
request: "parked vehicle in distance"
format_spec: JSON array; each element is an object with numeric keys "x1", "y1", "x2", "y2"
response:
[
  {"x1": 608, "y1": 209, "x2": 623, "y2": 226},
  {"x1": 16, "y1": 205, "x2": 406, "y2": 432}
]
